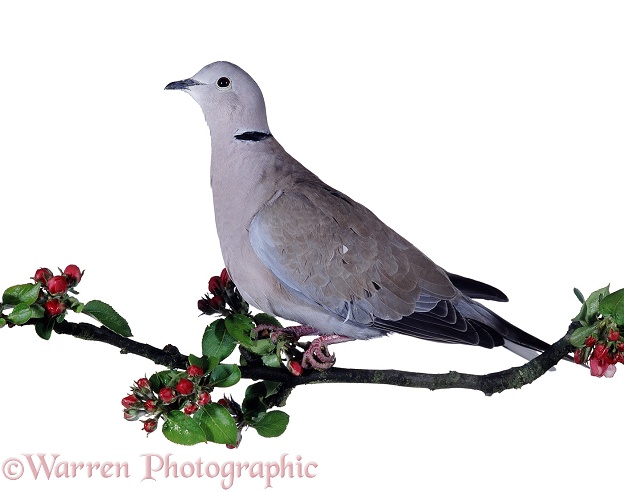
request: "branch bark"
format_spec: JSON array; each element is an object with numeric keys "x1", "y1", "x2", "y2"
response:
[{"x1": 47, "y1": 318, "x2": 575, "y2": 396}]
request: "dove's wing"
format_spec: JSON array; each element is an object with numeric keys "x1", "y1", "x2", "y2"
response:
[{"x1": 248, "y1": 180, "x2": 502, "y2": 344}]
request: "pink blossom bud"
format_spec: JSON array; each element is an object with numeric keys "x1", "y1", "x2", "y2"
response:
[
  {"x1": 220, "y1": 268, "x2": 230, "y2": 286},
  {"x1": 158, "y1": 387, "x2": 175, "y2": 404},
  {"x1": 175, "y1": 378, "x2": 194, "y2": 396},
  {"x1": 287, "y1": 360, "x2": 303, "y2": 376},
  {"x1": 33, "y1": 268, "x2": 53, "y2": 286},
  {"x1": 144, "y1": 400, "x2": 157, "y2": 412},
  {"x1": 184, "y1": 403, "x2": 199, "y2": 415},
  {"x1": 47, "y1": 276, "x2": 68, "y2": 295},
  {"x1": 45, "y1": 299, "x2": 65, "y2": 316},
  {"x1": 197, "y1": 392, "x2": 211, "y2": 406},
  {"x1": 209, "y1": 295, "x2": 226, "y2": 311},
  {"x1": 143, "y1": 419, "x2": 158, "y2": 433},
  {"x1": 63, "y1": 264, "x2": 83, "y2": 286},
  {"x1": 574, "y1": 349, "x2": 583, "y2": 364},
  {"x1": 208, "y1": 276, "x2": 222, "y2": 295},
  {"x1": 136, "y1": 378, "x2": 151, "y2": 390},
  {"x1": 593, "y1": 343, "x2": 608, "y2": 360},
  {"x1": 187, "y1": 365, "x2": 204, "y2": 378},
  {"x1": 122, "y1": 394, "x2": 139, "y2": 409}
]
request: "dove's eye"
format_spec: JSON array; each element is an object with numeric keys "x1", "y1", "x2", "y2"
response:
[{"x1": 216, "y1": 77, "x2": 231, "y2": 89}]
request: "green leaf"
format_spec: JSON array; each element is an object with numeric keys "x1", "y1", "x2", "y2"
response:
[
  {"x1": 570, "y1": 322, "x2": 599, "y2": 348},
  {"x1": 82, "y1": 300, "x2": 132, "y2": 337},
  {"x1": 202, "y1": 319, "x2": 237, "y2": 361},
  {"x1": 162, "y1": 410, "x2": 206, "y2": 445},
  {"x1": 252, "y1": 410, "x2": 289, "y2": 438},
  {"x1": 253, "y1": 313, "x2": 283, "y2": 328},
  {"x1": 599, "y1": 288, "x2": 624, "y2": 325},
  {"x1": 0, "y1": 318, "x2": 6, "y2": 328},
  {"x1": 573, "y1": 287, "x2": 585, "y2": 304},
  {"x1": 149, "y1": 369, "x2": 181, "y2": 392},
  {"x1": 242, "y1": 381, "x2": 269, "y2": 417},
  {"x1": 585, "y1": 285, "x2": 610, "y2": 322},
  {"x1": 7, "y1": 303, "x2": 32, "y2": 325},
  {"x1": 573, "y1": 285, "x2": 610, "y2": 324},
  {"x1": 2, "y1": 283, "x2": 40, "y2": 307},
  {"x1": 261, "y1": 353, "x2": 282, "y2": 368},
  {"x1": 66, "y1": 297, "x2": 84, "y2": 314},
  {"x1": 195, "y1": 404, "x2": 238, "y2": 444},
  {"x1": 225, "y1": 314, "x2": 255, "y2": 346},
  {"x1": 29, "y1": 304, "x2": 45, "y2": 319},
  {"x1": 35, "y1": 318, "x2": 55, "y2": 340},
  {"x1": 245, "y1": 338, "x2": 277, "y2": 356},
  {"x1": 209, "y1": 364, "x2": 241, "y2": 387}
]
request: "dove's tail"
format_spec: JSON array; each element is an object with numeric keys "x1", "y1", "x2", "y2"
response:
[{"x1": 456, "y1": 297, "x2": 555, "y2": 360}]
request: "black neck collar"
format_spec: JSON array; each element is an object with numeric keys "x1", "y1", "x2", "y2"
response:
[{"x1": 234, "y1": 131, "x2": 272, "y2": 142}]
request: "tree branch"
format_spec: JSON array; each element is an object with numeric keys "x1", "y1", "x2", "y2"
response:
[{"x1": 47, "y1": 318, "x2": 575, "y2": 396}]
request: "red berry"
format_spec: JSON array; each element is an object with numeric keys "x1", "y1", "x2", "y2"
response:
[
  {"x1": 287, "y1": 360, "x2": 303, "y2": 376},
  {"x1": 197, "y1": 392, "x2": 211, "y2": 406},
  {"x1": 187, "y1": 365, "x2": 204, "y2": 378},
  {"x1": 208, "y1": 276, "x2": 222, "y2": 295},
  {"x1": 136, "y1": 378, "x2": 151, "y2": 390},
  {"x1": 209, "y1": 295, "x2": 226, "y2": 311},
  {"x1": 144, "y1": 400, "x2": 157, "y2": 412},
  {"x1": 158, "y1": 387, "x2": 175, "y2": 404},
  {"x1": 47, "y1": 276, "x2": 68, "y2": 295},
  {"x1": 585, "y1": 335, "x2": 598, "y2": 347},
  {"x1": 33, "y1": 268, "x2": 53, "y2": 286},
  {"x1": 45, "y1": 298, "x2": 65, "y2": 316},
  {"x1": 121, "y1": 394, "x2": 139, "y2": 409},
  {"x1": 608, "y1": 329, "x2": 620, "y2": 342},
  {"x1": 217, "y1": 398, "x2": 228, "y2": 407},
  {"x1": 175, "y1": 378, "x2": 194, "y2": 395},
  {"x1": 63, "y1": 264, "x2": 82, "y2": 285},
  {"x1": 618, "y1": 342, "x2": 624, "y2": 353},
  {"x1": 220, "y1": 268, "x2": 230, "y2": 286},
  {"x1": 143, "y1": 419, "x2": 158, "y2": 433},
  {"x1": 226, "y1": 443, "x2": 238, "y2": 449},
  {"x1": 184, "y1": 403, "x2": 199, "y2": 415}
]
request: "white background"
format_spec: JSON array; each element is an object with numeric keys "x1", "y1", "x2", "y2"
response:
[{"x1": 1, "y1": 1, "x2": 623, "y2": 490}]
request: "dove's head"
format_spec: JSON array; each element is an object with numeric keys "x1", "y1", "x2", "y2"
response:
[{"x1": 165, "y1": 61, "x2": 270, "y2": 139}]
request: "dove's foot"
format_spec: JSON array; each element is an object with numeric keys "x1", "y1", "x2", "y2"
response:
[
  {"x1": 255, "y1": 324, "x2": 351, "y2": 371},
  {"x1": 301, "y1": 335, "x2": 352, "y2": 370}
]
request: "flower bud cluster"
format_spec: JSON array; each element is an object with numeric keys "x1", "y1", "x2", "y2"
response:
[
  {"x1": 574, "y1": 324, "x2": 623, "y2": 378},
  {"x1": 32, "y1": 264, "x2": 84, "y2": 318},
  {"x1": 121, "y1": 365, "x2": 214, "y2": 435},
  {"x1": 198, "y1": 268, "x2": 249, "y2": 316}
]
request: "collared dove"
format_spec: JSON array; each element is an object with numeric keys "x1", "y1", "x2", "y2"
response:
[{"x1": 166, "y1": 61, "x2": 553, "y2": 368}]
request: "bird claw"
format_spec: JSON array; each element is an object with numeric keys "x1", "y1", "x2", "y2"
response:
[
  {"x1": 301, "y1": 338, "x2": 337, "y2": 370},
  {"x1": 255, "y1": 325, "x2": 351, "y2": 371}
]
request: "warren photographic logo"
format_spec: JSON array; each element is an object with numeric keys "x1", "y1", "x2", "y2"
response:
[{"x1": 2, "y1": 453, "x2": 317, "y2": 489}]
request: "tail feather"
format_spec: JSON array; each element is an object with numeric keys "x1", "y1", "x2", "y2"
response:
[{"x1": 456, "y1": 296, "x2": 561, "y2": 360}]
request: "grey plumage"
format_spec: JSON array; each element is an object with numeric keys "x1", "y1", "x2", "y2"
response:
[{"x1": 166, "y1": 61, "x2": 552, "y2": 359}]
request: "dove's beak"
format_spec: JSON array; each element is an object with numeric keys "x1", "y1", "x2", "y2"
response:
[{"x1": 164, "y1": 78, "x2": 203, "y2": 90}]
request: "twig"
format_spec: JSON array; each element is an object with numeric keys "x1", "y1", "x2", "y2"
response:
[{"x1": 45, "y1": 318, "x2": 574, "y2": 396}]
